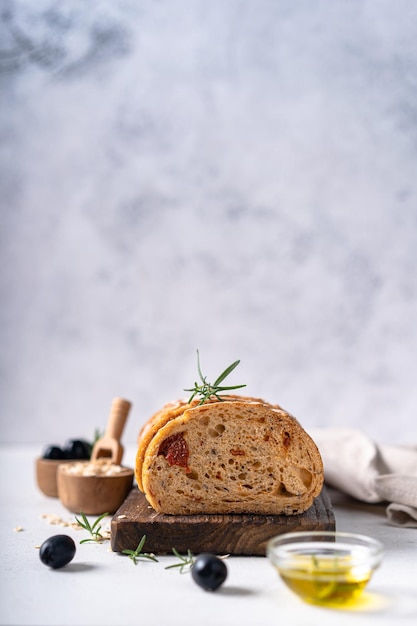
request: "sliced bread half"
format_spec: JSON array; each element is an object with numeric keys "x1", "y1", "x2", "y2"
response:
[{"x1": 138, "y1": 398, "x2": 323, "y2": 515}]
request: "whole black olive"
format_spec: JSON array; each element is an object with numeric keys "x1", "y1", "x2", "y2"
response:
[
  {"x1": 191, "y1": 554, "x2": 228, "y2": 591},
  {"x1": 42, "y1": 445, "x2": 65, "y2": 460},
  {"x1": 39, "y1": 535, "x2": 76, "y2": 569},
  {"x1": 63, "y1": 439, "x2": 92, "y2": 460}
]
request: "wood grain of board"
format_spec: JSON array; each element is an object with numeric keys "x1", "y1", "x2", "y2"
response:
[{"x1": 110, "y1": 486, "x2": 335, "y2": 556}]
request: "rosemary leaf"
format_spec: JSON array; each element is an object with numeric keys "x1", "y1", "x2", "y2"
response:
[
  {"x1": 122, "y1": 535, "x2": 158, "y2": 564},
  {"x1": 165, "y1": 548, "x2": 195, "y2": 573},
  {"x1": 75, "y1": 511, "x2": 109, "y2": 544}
]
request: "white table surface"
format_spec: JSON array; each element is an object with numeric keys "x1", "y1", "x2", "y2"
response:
[{"x1": 1, "y1": 445, "x2": 416, "y2": 626}]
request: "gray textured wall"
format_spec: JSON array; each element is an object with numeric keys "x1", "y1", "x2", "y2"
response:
[{"x1": 1, "y1": 0, "x2": 417, "y2": 446}]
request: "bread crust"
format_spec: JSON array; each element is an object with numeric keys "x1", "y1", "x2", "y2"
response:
[{"x1": 137, "y1": 397, "x2": 324, "y2": 516}]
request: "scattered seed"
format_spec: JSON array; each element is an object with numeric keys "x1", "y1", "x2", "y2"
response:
[{"x1": 41, "y1": 513, "x2": 83, "y2": 530}]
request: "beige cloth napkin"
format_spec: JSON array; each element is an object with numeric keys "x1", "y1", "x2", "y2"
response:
[{"x1": 309, "y1": 428, "x2": 417, "y2": 528}]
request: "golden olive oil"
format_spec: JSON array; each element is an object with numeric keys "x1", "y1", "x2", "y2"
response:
[{"x1": 277, "y1": 553, "x2": 373, "y2": 606}]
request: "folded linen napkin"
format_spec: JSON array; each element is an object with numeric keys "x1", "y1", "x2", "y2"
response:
[{"x1": 309, "y1": 428, "x2": 417, "y2": 528}]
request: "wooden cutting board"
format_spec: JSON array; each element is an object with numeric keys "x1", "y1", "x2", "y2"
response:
[{"x1": 110, "y1": 486, "x2": 335, "y2": 556}]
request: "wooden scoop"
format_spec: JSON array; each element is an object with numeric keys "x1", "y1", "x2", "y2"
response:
[{"x1": 90, "y1": 397, "x2": 131, "y2": 465}]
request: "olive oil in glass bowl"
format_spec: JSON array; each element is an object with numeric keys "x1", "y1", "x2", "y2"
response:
[{"x1": 267, "y1": 531, "x2": 383, "y2": 607}]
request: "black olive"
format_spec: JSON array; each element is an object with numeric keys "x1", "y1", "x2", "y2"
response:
[
  {"x1": 63, "y1": 439, "x2": 92, "y2": 460},
  {"x1": 39, "y1": 535, "x2": 76, "y2": 569},
  {"x1": 191, "y1": 554, "x2": 228, "y2": 591},
  {"x1": 42, "y1": 445, "x2": 65, "y2": 460}
]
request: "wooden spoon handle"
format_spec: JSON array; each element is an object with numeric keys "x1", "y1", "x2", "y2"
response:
[{"x1": 105, "y1": 398, "x2": 132, "y2": 440}]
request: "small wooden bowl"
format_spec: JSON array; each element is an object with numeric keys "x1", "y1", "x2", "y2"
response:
[
  {"x1": 35, "y1": 458, "x2": 73, "y2": 497},
  {"x1": 57, "y1": 462, "x2": 134, "y2": 515}
]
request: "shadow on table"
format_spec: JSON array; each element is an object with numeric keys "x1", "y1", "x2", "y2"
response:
[
  {"x1": 219, "y1": 585, "x2": 257, "y2": 597},
  {"x1": 56, "y1": 562, "x2": 98, "y2": 573}
]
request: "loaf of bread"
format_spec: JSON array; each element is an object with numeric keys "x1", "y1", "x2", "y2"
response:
[{"x1": 135, "y1": 396, "x2": 324, "y2": 516}]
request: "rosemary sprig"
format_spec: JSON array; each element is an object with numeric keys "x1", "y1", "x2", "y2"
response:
[
  {"x1": 165, "y1": 548, "x2": 229, "y2": 574},
  {"x1": 122, "y1": 535, "x2": 158, "y2": 564},
  {"x1": 75, "y1": 512, "x2": 109, "y2": 544},
  {"x1": 165, "y1": 548, "x2": 195, "y2": 573},
  {"x1": 184, "y1": 350, "x2": 246, "y2": 405}
]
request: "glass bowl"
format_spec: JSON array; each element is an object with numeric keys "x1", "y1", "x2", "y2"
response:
[{"x1": 267, "y1": 531, "x2": 384, "y2": 607}]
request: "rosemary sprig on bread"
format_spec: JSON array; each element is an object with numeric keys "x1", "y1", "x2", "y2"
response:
[{"x1": 184, "y1": 350, "x2": 247, "y2": 405}]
